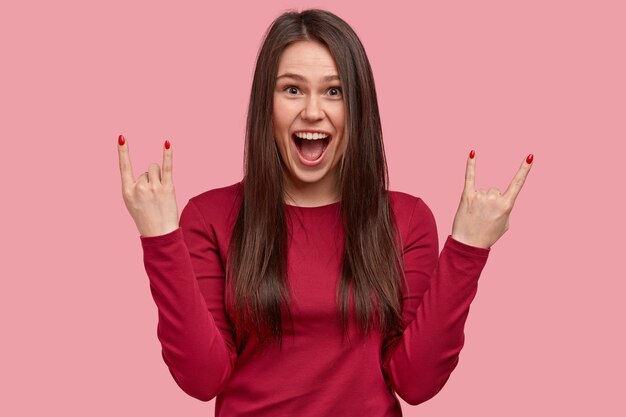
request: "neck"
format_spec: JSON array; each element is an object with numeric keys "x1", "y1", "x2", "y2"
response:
[{"x1": 282, "y1": 170, "x2": 340, "y2": 207}]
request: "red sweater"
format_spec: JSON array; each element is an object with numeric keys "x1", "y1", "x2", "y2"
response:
[{"x1": 140, "y1": 181, "x2": 490, "y2": 416}]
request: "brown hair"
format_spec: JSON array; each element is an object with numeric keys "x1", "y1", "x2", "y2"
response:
[{"x1": 225, "y1": 8, "x2": 407, "y2": 354}]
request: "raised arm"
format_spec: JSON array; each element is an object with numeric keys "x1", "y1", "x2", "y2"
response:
[
  {"x1": 382, "y1": 197, "x2": 490, "y2": 405},
  {"x1": 117, "y1": 135, "x2": 237, "y2": 400},
  {"x1": 384, "y1": 152, "x2": 533, "y2": 405},
  {"x1": 140, "y1": 198, "x2": 237, "y2": 401}
]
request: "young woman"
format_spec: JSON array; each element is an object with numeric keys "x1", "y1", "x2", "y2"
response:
[{"x1": 117, "y1": 8, "x2": 533, "y2": 416}]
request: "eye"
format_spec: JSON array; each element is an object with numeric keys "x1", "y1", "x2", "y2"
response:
[
  {"x1": 328, "y1": 87, "x2": 343, "y2": 97},
  {"x1": 284, "y1": 85, "x2": 300, "y2": 95}
]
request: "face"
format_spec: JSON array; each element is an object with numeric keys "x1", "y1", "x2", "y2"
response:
[{"x1": 272, "y1": 40, "x2": 347, "y2": 204}]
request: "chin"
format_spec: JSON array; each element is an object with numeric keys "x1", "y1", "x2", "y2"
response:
[{"x1": 289, "y1": 167, "x2": 330, "y2": 184}]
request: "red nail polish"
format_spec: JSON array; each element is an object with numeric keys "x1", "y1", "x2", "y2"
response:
[
  {"x1": 526, "y1": 153, "x2": 533, "y2": 164},
  {"x1": 164, "y1": 139, "x2": 171, "y2": 150},
  {"x1": 469, "y1": 150, "x2": 475, "y2": 159},
  {"x1": 118, "y1": 134, "x2": 125, "y2": 146}
]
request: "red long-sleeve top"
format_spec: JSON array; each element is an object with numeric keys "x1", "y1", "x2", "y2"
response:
[{"x1": 139, "y1": 181, "x2": 490, "y2": 416}]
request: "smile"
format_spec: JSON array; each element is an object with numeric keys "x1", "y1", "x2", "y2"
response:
[{"x1": 291, "y1": 131, "x2": 332, "y2": 166}]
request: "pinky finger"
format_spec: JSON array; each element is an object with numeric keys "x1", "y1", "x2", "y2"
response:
[{"x1": 162, "y1": 139, "x2": 173, "y2": 184}]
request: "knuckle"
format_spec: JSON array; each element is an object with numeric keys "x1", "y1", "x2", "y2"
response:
[
  {"x1": 136, "y1": 181, "x2": 149, "y2": 192},
  {"x1": 122, "y1": 187, "x2": 133, "y2": 199},
  {"x1": 463, "y1": 190, "x2": 475, "y2": 201}
]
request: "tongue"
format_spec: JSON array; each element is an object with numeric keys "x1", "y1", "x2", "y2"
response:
[{"x1": 299, "y1": 139, "x2": 325, "y2": 161}]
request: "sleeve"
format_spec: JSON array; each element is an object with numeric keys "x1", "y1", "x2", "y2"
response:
[
  {"x1": 383, "y1": 197, "x2": 490, "y2": 406},
  {"x1": 139, "y1": 199, "x2": 236, "y2": 401}
]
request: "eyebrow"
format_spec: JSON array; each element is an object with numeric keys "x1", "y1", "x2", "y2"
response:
[{"x1": 276, "y1": 72, "x2": 340, "y2": 82}]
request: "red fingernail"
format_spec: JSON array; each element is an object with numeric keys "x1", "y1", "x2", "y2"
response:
[
  {"x1": 164, "y1": 139, "x2": 171, "y2": 150},
  {"x1": 118, "y1": 134, "x2": 125, "y2": 146},
  {"x1": 526, "y1": 153, "x2": 533, "y2": 164},
  {"x1": 469, "y1": 150, "x2": 475, "y2": 159}
]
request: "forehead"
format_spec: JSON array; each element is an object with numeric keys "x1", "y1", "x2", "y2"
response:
[{"x1": 277, "y1": 40, "x2": 338, "y2": 76}]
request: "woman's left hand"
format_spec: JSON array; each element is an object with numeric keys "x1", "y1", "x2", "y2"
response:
[{"x1": 451, "y1": 151, "x2": 534, "y2": 249}]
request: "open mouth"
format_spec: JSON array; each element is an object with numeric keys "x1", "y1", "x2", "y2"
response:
[{"x1": 291, "y1": 133, "x2": 331, "y2": 162}]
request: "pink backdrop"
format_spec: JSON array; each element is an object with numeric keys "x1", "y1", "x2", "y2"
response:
[{"x1": 2, "y1": 0, "x2": 624, "y2": 415}]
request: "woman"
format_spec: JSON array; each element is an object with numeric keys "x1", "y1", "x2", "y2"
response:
[{"x1": 117, "y1": 8, "x2": 533, "y2": 416}]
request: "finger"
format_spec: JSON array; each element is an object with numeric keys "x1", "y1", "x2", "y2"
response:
[
  {"x1": 137, "y1": 171, "x2": 149, "y2": 183},
  {"x1": 147, "y1": 163, "x2": 162, "y2": 184},
  {"x1": 504, "y1": 154, "x2": 533, "y2": 205},
  {"x1": 162, "y1": 139, "x2": 173, "y2": 184},
  {"x1": 463, "y1": 150, "x2": 476, "y2": 194},
  {"x1": 117, "y1": 135, "x2": 136, "y2": 187}
]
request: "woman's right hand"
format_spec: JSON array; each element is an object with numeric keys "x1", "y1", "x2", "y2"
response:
[{"x1": 117, "y1": 135, "x2": 180, "y2": 237}]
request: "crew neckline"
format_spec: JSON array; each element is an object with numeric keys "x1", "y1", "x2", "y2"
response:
[{"x1": 283, "y1": 200, "x2": 341, "y2": 209}]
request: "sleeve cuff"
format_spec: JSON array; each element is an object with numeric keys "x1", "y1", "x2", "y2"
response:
[
  {"x1": 139, "y1": 227, "x2": 183, "y2": 247},
  {"x1": 445, "y1": 235, "x2": 491, "y2": 258}
]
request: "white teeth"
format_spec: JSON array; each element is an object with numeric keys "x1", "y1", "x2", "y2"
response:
[{"x1": 294, "y1": 132, "x2": 329, "y2": 140}]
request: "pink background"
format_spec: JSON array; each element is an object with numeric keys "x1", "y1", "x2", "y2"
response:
[{"x1": 2, "y1": 0, "x2": 624, "y2": 415}]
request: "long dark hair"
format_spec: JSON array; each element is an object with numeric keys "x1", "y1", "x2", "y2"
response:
[{"x1": 225, "y1": 8, "x2": 408, "y2": 353}]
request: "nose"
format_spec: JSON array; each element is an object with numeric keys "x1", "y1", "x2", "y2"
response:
[{"x1": 300, "y1": 95, "x2": 324, "y2": 121}]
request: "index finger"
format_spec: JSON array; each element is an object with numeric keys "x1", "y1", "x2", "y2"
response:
[
  {"x1": 463, "y1": 149, "x2": 476, "y2": 194},
  {"x1": 117, "y1": 135, "x2": 136, "y2": 187},
  {"x1": 504, "y1": 153, "x2": 534, "y2": 205}
]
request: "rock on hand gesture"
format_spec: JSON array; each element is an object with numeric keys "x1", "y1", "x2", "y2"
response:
[
  {"x1": 117, "y1": 135, "x2": 180, "y2": 237},
  {"x1": 451, "y1": 150, "x2": 534, "y2": 249}
]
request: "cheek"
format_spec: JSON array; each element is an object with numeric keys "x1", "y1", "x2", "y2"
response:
[
  {"x1": 272, "y1": 102, "x2": 291, "y2": 131},
  {"x1": 330, "y1": 106, "x2": 347, "y2": 133},
  {"x1": 336, "y1": 134, "x2": 348, "y2": 157},
  {"x1": 272, "y1": 121, "x2": 288, "y2": 154}
]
